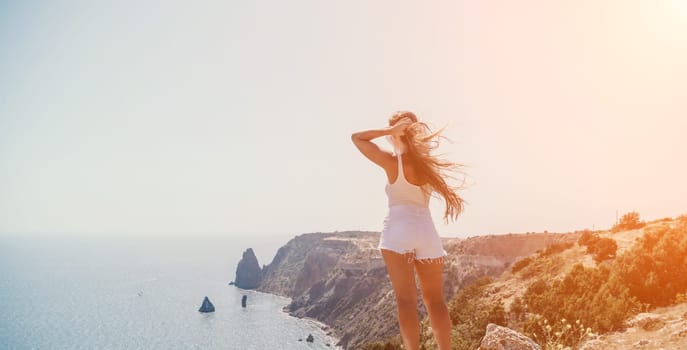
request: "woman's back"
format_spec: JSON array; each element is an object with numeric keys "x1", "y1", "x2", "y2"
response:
[{"x1": 385, "y1": 153, "x2": 431, "y2": 208}]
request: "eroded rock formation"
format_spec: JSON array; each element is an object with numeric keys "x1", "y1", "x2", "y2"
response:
[{"x1": 234, "y1": 248, "x2": 262, "y2": 289}]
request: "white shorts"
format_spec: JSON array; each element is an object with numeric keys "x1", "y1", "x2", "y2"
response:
[{"x1": 378, "y1": 204, "x2": 448, "y2": 264}]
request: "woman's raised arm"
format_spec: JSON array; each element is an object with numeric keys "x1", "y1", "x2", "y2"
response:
[{"x1": 351, "y1": 119, "x2": 410, "y2": 169}]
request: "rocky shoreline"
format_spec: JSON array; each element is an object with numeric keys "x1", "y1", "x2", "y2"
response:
[{"x1": 233, "y1": 286, "x2": 345, "y2": 349}]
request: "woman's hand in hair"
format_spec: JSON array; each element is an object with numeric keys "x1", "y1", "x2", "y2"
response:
[{"x1": 389, "y1": 118, "x2": 412, "y2": 137}]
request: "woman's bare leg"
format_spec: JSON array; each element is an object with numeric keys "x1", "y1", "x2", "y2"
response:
[
  {"x1": 415, "y1": 257, "x2": 452, "y2": 350},
  {"x1": 381, "y1": 248, "x2": 420, "y2": 350}
]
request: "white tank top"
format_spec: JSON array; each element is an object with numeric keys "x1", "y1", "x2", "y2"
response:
[{"x1": 385, "y1": 152, "x2": 431, "y2": 207}]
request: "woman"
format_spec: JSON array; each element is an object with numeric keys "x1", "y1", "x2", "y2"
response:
[{"x1": 351, "y1": 111, "x2": 465, "y2": 350}]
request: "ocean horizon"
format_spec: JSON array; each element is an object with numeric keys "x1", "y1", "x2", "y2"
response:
[{"x1": 0, "y1": 233, "x2": 343, "y2": 350}]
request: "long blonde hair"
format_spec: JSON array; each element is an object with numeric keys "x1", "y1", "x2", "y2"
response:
[{"x1": 389, "y1": 111, "x2": 466, "y2": 222}]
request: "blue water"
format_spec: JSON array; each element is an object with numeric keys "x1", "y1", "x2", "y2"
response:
[{"x1": 0, "y1": 233, "x2": 341, "y2": 350}]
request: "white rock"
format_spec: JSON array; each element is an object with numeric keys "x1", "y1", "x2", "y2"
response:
[{"x1": 478, "y1": 323, "x2": 541, "y2": 350}]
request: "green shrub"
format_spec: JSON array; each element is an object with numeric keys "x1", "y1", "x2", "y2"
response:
[
  {"x1": 591, "y1": 238, "x2": 617, "y2": 263},
  {"x1": 511, "y1": 257, "x2": 532, "y2": 273},
  {"x1": 615, "y1": 222, "x2": 687, "y2": 307},
  {"x1": 523, "y1": 264, "x2": 639, "y2": 334},
  {"x1": 578, "y1": 230, "x2": 598, "y2": 246},
  {"x1": 612, "y1": 211, "x2": 646, "y2": 232},
  {"x1": 540, "y1": 242, "x2": 574, "y2": 257},
  {"x1": 578, "y1": 232, "x2": 618, "y2": 262}
]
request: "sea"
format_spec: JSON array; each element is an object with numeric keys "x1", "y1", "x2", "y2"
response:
[{"x1": 0, "y1": 233, "x2": 342, "y2": 350}]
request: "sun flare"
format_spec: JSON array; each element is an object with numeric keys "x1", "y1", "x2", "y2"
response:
[{"x1": 672, "y1": 0, "x2": 687, "y2": 17}]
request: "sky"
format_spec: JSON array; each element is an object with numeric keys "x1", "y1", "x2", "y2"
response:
[{"x1": 1, "y1": 0, "x2": 686, "y2": 239}]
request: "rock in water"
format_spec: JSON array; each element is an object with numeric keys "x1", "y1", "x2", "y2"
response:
[
  {"x1": 306, "y1": 334, "x2": 314, "y2": 343},
  {"x1": 241, "y1": 295, "x2": 247, "y2": 307},
  {"x1": 234, "y1": 248, "x2": 262, "y2": 289},
  {"x1": 198, "y1": 296, "x2": 215, "y2": 313},
  {"x1": 478, "y1": 323, "x2": 541, "y2": 350}
]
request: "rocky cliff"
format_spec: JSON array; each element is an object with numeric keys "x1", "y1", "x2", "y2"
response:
[
  {"x1": 235, "y1": 230, "x2": 577, "y2": 349},
  {"x1": 234, "y1": 248, "x2": 262, "y2": 289}
]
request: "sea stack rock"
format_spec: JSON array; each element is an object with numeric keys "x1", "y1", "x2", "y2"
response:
[
  {"x1": 241, "y1": 295, "x2": 247, "y2": 307},
  {"x1": 198, "y1": 296, "x2": 215, "y2": 313},
  {"x1": 235, "y1": 248, "x2": 262, "y2": 289}
]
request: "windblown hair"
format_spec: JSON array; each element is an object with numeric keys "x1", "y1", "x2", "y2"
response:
[{"x1": 389, "y1": 111, "x2": 466, "y2": 222}]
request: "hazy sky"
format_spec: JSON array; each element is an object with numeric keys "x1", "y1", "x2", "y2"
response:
[{"x1": 1, "y1": 0, "x2": 686, "y2": 238}]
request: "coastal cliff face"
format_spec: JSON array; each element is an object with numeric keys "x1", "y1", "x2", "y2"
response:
[
  {"x1": 258, "y1": 232, "x2": 392, "y2": 348},
  {"x1": 237, "y1": 231, "x2": 577, "y2": 349}
]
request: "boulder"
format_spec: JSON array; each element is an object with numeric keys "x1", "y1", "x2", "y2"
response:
[
  {"x1": 478, "y1": 323, "x2": 541, "y2": 350},
  {"x1": 198, "y1": 296, "x2": 215, "y2": 313},
  {"x1": 242, "y1": 295, "x2": 247, "y2": 307},
  {"x1": 306, "y1": 334, "x2": 314, "y2": 342},
  {"x1": 235, "y1": 248, "x2": 262, "y2": 289}
]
